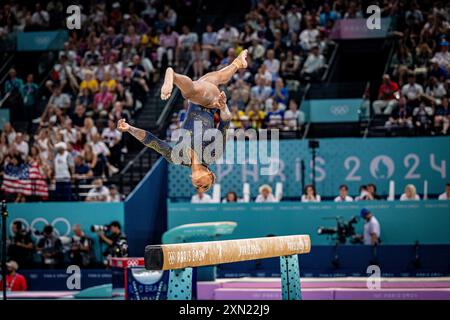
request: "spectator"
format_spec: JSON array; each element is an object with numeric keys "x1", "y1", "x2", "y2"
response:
[
  {"x1": 20, "y1": 74, "x2": 39, "y2": 126},
  {"x1": 280, "y1": 50, "x2": 301, "y2": 79},
  {"x1": 265, "y1": 99, "x2": 284, "y2": 129},
  {"x1": 355, "y1": 185, "x2": 374, "y2": 201},
  {"x1": 385, "y1": 97, "x2": 413, "y2": 131},
  {"x1": 157, "y1": 25, "x2": 178, "y2": 68},
  {"x1": 434, "y1": 97, "x2": 449, "y2": 135},
  {"x1": 413, "y1": 102, "x2": 433, "y2": 133},
  {"x1": 222, "y1": 191, "x2": 239, "y2": 203},
  {"x1": 359, "y1": 208, "x2": 381, "y2": 246},
  {"x1": 433, "y1": 40, "x2": 450, "y2": 68},
  {"x1": 53, "y1": 142, "x2": 73, "y2": 201},
  {"x1": 401, "y1": 73, "x2": 423, "y2": 109},
  {"x1": 334, "y1": 184, "x2": 353, "y2": 202},
  {"x1": 93, "y1": 83, "x2": 114, "y2": 116},
  {"x1": 283, "y1": 99, "x2": 302, "y2": 130},
  {"x1": 301, "y1": 184, "x2": 321, "y2": 202},
  {"x1": 255, "y1": 184, "x2": 277, "y2": 203},
  {"x1": 46, "y1": 84, "x2": 71, "y2": 111},
  {"x1": 263, "y1": 49, "x2": 280, "y2": 79},
  {"x1": 86, "y1": 178, "x2": 110, "y2": 202},
  {"x1": 102, "y1": 119, "x2": 122, "y2": 168},
  {"x1": 107, "y1": 185, "x2": 122, "y2": 202},
  {"x1": 14, "y1": 133, "x2": 29, "y2": 160},
  {"x1": 299, "y1": 17, "x2": 319, "y2": 51},
  {"x1": 0, "y1": 261, "x2": 27, "y2": 291},
  {"x1": 96, "y1": 221, "x2": 128, "y2": 266},
  {"x1": 367, "y1": 183, "x2": 382, "y2": 200},
  {"x1": 400, "y1": 184, "x2": 421, "y2": 201},
  {"x1": 178, "y1": 25, "x2": 198, "y2": 65},
  {"x1": 36, "y1": 225, "x2": 64, "y2": 269},
  {"x1": 31, "y1": 3, "x2": 50, "y2": 29},
  {"x1": 373, "y1": 74, "x2": 400, "y2": 115},
  {"x1": 438, "y1": 183, "x2": 450, "y2": 200},
  {"x1": 7, "y1": 221, "x2": 34, "y2": 269},
  {"x1": 271, "y1": 78, "x2": 289, "y2": 107},
  {"x1": 201, "y1": 24, "x2": 219, "y2": 58},
  {"x1": 69, "y1": 224, "x2": 95, "y2": 267},
  {"x1": 3, "y1": 68, "x2": 23, "y2": 113},
  {"x1": 217, "y1": 22, "x2": 239, "y2": 51},
  {"x1": 73, "y1": 155, "x2": 93, "y2": 185},
  {"x1": 191, "y1": 189, "x2": 212, "y2": 203},
  {"x1": 251, "y1": 76, "x2": 272, "y2": 105},
  {"x1": 301, "y1": 45, "x2": 325, "y2": 80}
]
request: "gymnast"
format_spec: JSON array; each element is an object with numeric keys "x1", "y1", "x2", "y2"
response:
[{"x1": 117, "y1": 50, "x2": 248, "y2": 192}]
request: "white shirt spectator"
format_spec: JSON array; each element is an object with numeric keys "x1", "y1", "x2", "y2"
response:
[
  {"x1": 31, "y1": 10, "x2": 50, "y2": 26},
  {"x1": 202, "y1": 31, "x2": 218, "y2": 46},
  {"x1": 107, "y1": 193, "x2": 122, "y2": 202},
  {"x1": 301, "y1": 194, "x2": 321, "y2": 202},
  {"x1": 400, "y1": 193, "x2": 421, "y2": 201},
  {"x1": 284, "y1": 109, "x2": 301, "y2": 129},
  {"x1": 87, "y1": 186, "x2": 110, "y2": 201},
  {"x1": 48, "y1": 92, "x2": 71, "y2": 109},
  {"x1": 54, "y1": 151, "x2": 73, "y2": 181},
  {"x1": 255, "y1": 193, "x2": 277, "y2": 203},
  {"x1": 179, "y1": 32, "x2": 198, "y2": 48},
  {"x1": 363, "y1": 216, "x2": 381, "y2": 245},
  {"x1": 251, "y1": 85, "x2": 272, "y2": 101},
  {"x1": 191, "y1": 193, "x2": 212, "y2": 203},
  {"x1": 334, "y1": 195, "x2": 354, "y2": 202},
  {"x1": 217, "y1": 26, "x2": 239, "y2": 47},
  {"x1": 92, "y1": 141, "x2": 110, "y2": 157},
  {"x1": 16, "y1": 140, "x2": 29, "y2": 159},
  {"x1": 299, "y1": 28, "x2": 319, "y2": 50},
  {"x1": 438, "y1": 192, "x2": 449, "y2": 200},
  {"x1": 433, "y1": 51, "x2": 450, "y2": 67},
  {"x1": 302, "y1": 53, "x2": 325, "y2": 74},
  {"x1": 401, "y1": 83, "x2": 424, "y2": 100},
  {"x1": 263, "y1": 58, "x2": 280, "y2": 78},
  {"x1": 286, "y1": 10, "x2": 302, "y2": 33}
]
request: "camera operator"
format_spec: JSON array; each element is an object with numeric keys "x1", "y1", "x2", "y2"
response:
[
  {"x1": 70, "y1": 224, "x2": 95, "y2": 267},
  {"x1": 7, "y1": 221, "x2": 34, "y2": 269},
  {"x1": 36, "y1": 225, "x2": 64, "y2": 269},
  {"x1": 358, "y1": 208, "x2": 381, "y2": 246},
  {"x1": 96, "y1": 221, "x2": 128, "y2": 265}
]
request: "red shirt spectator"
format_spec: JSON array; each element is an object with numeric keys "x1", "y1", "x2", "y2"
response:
[
  {"x1": 378, "y1": 75, "x2": 399, "y2": 101},
  {"x1": 0, "y1": 261, "x2": 27, "y2": 291}
]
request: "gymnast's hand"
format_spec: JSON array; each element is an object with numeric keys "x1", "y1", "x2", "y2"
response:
[{"x1": 117, "y1": 119, "x2": 130, "y2": 132}]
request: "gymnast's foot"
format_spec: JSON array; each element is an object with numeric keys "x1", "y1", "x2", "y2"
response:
[
  {"x1": 233, "y1": 49, "x2": 248, "y2": 69},
  {"x1": 218, "y1": 91, "x2": 232, "y2": 121},
  {"x1": 161, "y1": 67, "x2": 174, "y2": 100}
]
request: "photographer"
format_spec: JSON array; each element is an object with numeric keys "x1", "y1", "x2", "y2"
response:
[
  {"x1": 70, "y1": 224, "x2": 95, "y2": 268},
  {"x1": 36, "y1": 225, "x2": 64, "y2": 269},
  {"x1": 359, "y1": 208, "x2": 381, "y2": 246},
  {"x1": 96, "y1": 221, "x2": 128, "y2": 265},
  {"x1": 8, "y1": 221, "x2": 34, "y2": 269}
]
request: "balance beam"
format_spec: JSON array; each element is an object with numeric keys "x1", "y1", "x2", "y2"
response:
[{"x1": 145, "y1": 234, "x2": 311, "y2": 270}]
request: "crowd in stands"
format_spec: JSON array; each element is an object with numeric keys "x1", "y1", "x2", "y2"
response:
[
  {"x1": 191, "y1": 181, "x2": 450, "y2": 203},
  {"x1": 370, "y1": 0, "x2": 450, "y2": 135}
]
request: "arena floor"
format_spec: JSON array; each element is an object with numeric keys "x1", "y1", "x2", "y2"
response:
[{"x1": 2, "y1": 277, "x2": 449, "y2": 300}]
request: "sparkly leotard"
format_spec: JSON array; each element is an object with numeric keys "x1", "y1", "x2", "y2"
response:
[{"x1": 142, "y1": 103, "x2": 230, "y2": 167}]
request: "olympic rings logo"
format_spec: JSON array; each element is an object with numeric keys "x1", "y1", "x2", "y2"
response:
[
  {"x1": 9, "y1": 217, "x2": 72, "y2": 238},
  {"x1": 330, "y1": 105, "x2": 350, "y2": 116}
]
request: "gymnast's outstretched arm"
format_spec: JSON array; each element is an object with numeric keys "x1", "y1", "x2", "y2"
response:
[{"x1": 117, "y1": 119, "x2": 175, "y2": 164}]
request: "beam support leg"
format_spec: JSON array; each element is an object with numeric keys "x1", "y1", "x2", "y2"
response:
[
  {"x1": 168, "y1": 268, "x2": 193, "y2": 300},
  {"x1": 280, "y1": 254, "x2": 302, "y2": 300}
]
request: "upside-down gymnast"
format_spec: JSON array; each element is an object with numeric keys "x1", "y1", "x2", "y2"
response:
[{"x1": 117, "y1": 50, "x2": 248, "y2": 192}]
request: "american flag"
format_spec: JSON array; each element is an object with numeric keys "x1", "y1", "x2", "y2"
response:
[{"x1": 1, "y1": 161, "x2": 48, "y2": 199}]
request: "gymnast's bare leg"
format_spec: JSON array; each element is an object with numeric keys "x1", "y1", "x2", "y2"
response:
[{"x1": 160, "y1": 49, "x2": 248, "y2": 118}]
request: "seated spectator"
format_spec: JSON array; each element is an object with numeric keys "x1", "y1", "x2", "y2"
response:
[
  {"x1": 36, "y1": 225, "x2": 64, "y2": 269},
  {"x1": 86, "y1": 178, "x2": 110, "y2": 202},
  {"x1": 107, "y1": 185, "x2": 122, "y2": 202},
  {"x1": 438, "y1": 183, "x2": 450, "y2": 200},
  {"x1": 251, "y1": 76, "x2": 272, "y2": 105},
  {"x1": 433, "y1": 40, "x2": 450, "y2": 69},
  {"x1": 355, "y1": 185, "x2": 374, "y2": 201},
  {"x1": 385, "y1": 97, "x2": 413, "y2": 131},
  {"x1": 93, "y1": 83, "x2": 114, "y2": 116},
  {"x1": 413, "y1": 102, "x2": 433, "y2": 133},
  {"x1": 434, "y1": 97, "x2": 450, "y2": 135},
  {"x1": 283, "y1": 99, "x2": 304, "y2": 130},
  {"x1": 79, "y1": 69, "x2": 99, "y2": 93},
  {"x1": 280, "y1": 50, "x2": 301, "y2": 79},
  {"x1": 400, "y1": 184, "x2": 421, "y2": 201},
  {"x1": 428, "y1": 58, "x2": 449, "y2": 81},
  {"x1": 102, "y1": 119, "x2": 122, "y2": 168},
  {"x1": 217, "y1": 22, "x2": 239, "y2": 51},
  {"x1": 222, "y1": 191, "x2": 239, "y2": 203},
  {"x1": 201, "y1": 24, "x2": 219, "y2": 59},
  {"x1": 373, "y1": 74, "x2": 399, "y2": 115},
  {"x1": 255, "y1": 184, "x2": 277, "y2": 203},
  {"x1": 265, "y1": 100, "x2": 284, "y2": 129},
  {"x1": 334, "y1": 184, "x2": 353, "y2": 202},
  {"x1": 245, "y1": 100, "x2": 266, "y2": 129},
  {"x1": 299, "y1": 17, "x2": 319, "y2": 51},
  {"x1": 301, "y1": 45, "x2": 325, "y2": 80},
  {"x1": 367, "y1": 183, "x2": 382, "y2": 200},
  {"x1": 263, "y1": 49, "x2": 280, "y2": 79},
  {"x1": 301, "y1": 184, "x2": 321, "y2": 202},
  {"x1": 0, "y1": 261, "x2": 27, "y2": 291},
  {"x1": 73, "y1": 155, "x2": 93, "y2": 185},
  {"x1": 424, "y1": 76, "x2": 447, "y2": 105},
  {"x1": 14, "y1": 133, "x2": 29, "y2": 160},
  {"x1": 7, "y1": 221, "x2": 34, "y2": 269},
  {"x1": 191, "y1": 190, "x2": 212, "y2": 203},
  {"x1": 157, "y1": 25, "x2": 179, "y2": 68},
  {"x1": 69, "y1": 224, "x2": 95, "y2": 268},
  {"x1": 271, "y1": 78, "x2": 289, "y2": 107},
  {"x1": 401, "y1": 73, "x2": 423, "y2": 110},
  {"x1": 178, "y1": 25, "x2": 198, "y2": 65}
]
